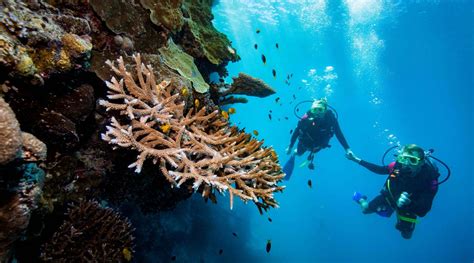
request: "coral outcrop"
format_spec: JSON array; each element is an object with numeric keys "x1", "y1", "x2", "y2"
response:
[
  {"x1": 100, "y1": 54, "x2": 285, "y2": 209},
  {"x1": 41, "y1": 201, "x2": 135, "y2": 263},
  {"x1": 0, "y1": 96, "x2": 22, "y2": 165}
]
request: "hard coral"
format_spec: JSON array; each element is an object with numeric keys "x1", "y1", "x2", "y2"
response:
[
  {"x1": 100, "y1": 54, "x2": 285, "y2": 209},
  {"x1": 0, "y1": 97, "x2": 22, "y2": 165},
  {"x1": 41, "y1": 201, "x2": 135, "y2": 263}
]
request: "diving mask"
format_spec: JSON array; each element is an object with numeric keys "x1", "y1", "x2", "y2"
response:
[
  {"x1": 310, "y1": 106, "x2": 326, "y2": 115},
  {"x1": 397, "y1": 153, "x2": 422, "y2": 166}
]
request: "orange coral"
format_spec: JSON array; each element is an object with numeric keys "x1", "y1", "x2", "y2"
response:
[{"x1": 100, "y1": 54, "x2": 285, "y2": 209}]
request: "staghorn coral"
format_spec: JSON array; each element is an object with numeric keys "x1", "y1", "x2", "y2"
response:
[
  {"x1": 100, "y1": 54, "x2": 285, "y2": 209},
  {"x1": 40, "y1": 201, "x2": 135, "y2": 263}
]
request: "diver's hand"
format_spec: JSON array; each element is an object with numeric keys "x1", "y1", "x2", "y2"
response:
[
  {"x1": 345, "y1": 149, "x2": 361, "y2": 163},
  {"x1": 285, "y1": 146, "x2": 293, "y2": 155},
  {"x1": 396, "y1": 192, "x2": 411, "y2": 208}
]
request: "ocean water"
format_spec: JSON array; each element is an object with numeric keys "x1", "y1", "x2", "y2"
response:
[{"x1": 148, "y1": 1, "x2": 473, "y2": 262}]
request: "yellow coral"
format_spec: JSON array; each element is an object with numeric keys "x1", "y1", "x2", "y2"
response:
[{"x1": 61, "y1": 33, "x2": 92, "y2": 57}]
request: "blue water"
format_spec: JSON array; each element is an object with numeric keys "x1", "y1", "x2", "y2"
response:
[{"x1": 145, "y1": 1, "x2": 473, "y2": 262}]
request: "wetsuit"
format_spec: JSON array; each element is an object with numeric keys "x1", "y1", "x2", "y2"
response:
[
  {"x1": 289, "y1": 110, "x2": 350, "y2": 156},
  {"x1": 358, "y1": 160, "x2": 439, "y2": 239}
]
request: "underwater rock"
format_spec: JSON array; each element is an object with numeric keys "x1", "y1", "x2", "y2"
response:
[
  {"x1": 21, "y1": 132, "x2": 47, "y2": 162},
  {"x1": 48, "y1": 83, "x2": 95, "y2": 123},
  {"x1": 32, "y1": 111, "x2": 79, "y2": 151},
  {"x1": 140, "y1": 0, "x2": 185, "y2": 33},
  {"x1": 40, "y1": 201, "x2": 135, "y2": 262}
]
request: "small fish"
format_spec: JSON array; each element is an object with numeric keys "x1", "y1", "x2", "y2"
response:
[
  {"x1": 268, "y1": 217, "x2": 273, "y2": 222},
  {"x1": 296, "y1": 108, "x2": 299, "y2": 112},
  {"x1": 209, "y1": 193, "x2": 217, "y2": 204},
  {"x1": 272, "y1": 69, "x2": 276, "y2": 78},
  {"x1": 268, "y1": 114, "x2": 272, "y2": 120},
  {"x1": 254, "y1": 44, "x2": 258, "y2": 49},
  {"x1": 219, "y1": 249, "x2": 223, "y2": 255},
  {"x1": 227, "y1": 46, "x2": 236, "y2": 54},
  {"x1": 284, "y1": 117, "x2": 288, "y2": 120},
  {"x1": 232, "y1": 232, "x2": 238, "y2": 237},
  {"x1": 298, "y1": 86, "x2": 302, "y2": 90},
  {"x1": 256, "y1": 29, "x2": 261, "y2": 34},
  {"x1": 290, "y1": 129, "x2": 293, "y2": 134},
  {"x1": 194, "y1": 98, "x2": 200, "y2": 108},
  {"x1": 228, "y1": 107, "x2": 236, "y2": 114},
  {"x1": 287, "y1": 74, "x2": 290, "y2": 80},
  {"x1": 269, "y1": 110, "x2": 273, "y2": 113},
  {"x1": 171, "y1": 255, "x2": 177, "y2": 261},
  {"x1": 160, "y1": 123, "x2": 171, "y2": 133},
  {"x1": 256, "y1": 204, "x2": 263, "y2": 215},
  {"x1": 221, "y1": 110, "x2": 229, "y2": 119},
  {"x1": 266, "y1": 240, "x2": 272, "y2": 253},
  {"x1": 278, "y1": 118, "x2": 281, "y2": 121},
  {"x1": 181, "y1": 87, "x2": 188, "y2": 96},
  {"x1": 122, "y1": 248, "x2": 132, "y2": 262},
  {"x1": 261, "y1": 54, "x2": 266, "y2": 64},
  {"x1": 253, "y1": 130, "x2": 259, "y2": 136},
  {"x1": 275, "y1": 43, "x2": 279, "y2": 49},
  {"x1": 308, "y1": 179, "x2": 312, "y2": 189},
  {"x1": 290, "y1": 73, "x2": 293, "y2": 78},
  {"x1": 275, "y1": 97, "x2": 280, "y2": 103},
  {"x1": 292, "y1": 94, "x2": 296, "y2": 99}
]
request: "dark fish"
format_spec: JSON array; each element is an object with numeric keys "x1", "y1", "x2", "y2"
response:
[
  {"x1": 219, "y1": 249, "x2": 223, "y2": 255},
  {"x1": 290, "y1": 129, "x2": 293, "y2": 134},
  {"x1": 257, "y1": 205, "x2": 263, "y2": 215},
  {"x1": 272, "y1": 69, "x2": 276, "y2": 78},
  {"x1": 296, "y1": 108, "x2": 299, "y2": 112},
  {"x1": 171, "y1": 256, "x2": 177, "y2": 261},
  {"x1": 209, "y1": 193, "x2": 217, "y2": 204},
  {"x1": 278, "y1": 118, "x2": 281, "y2": 121},
  {"x1": 256, "y1": 29, "x2": 261, "y2": 34},
  {"x1": 232, "y1": 232, "x2": 238, "y2": 237},
  {"x1": 298, "y1": 86, "x2": 302, "y2": 90},
  {"x1": 268, "y1": 114, "x2": 272, "y2": 120},
  {"x1": 284, "y1": 117, "x2": 288, "y2": 120},
  {"x1": 308, "y1": 179, "x2": 312, "y2": 189},
  {"x1": 266, "y1": 240, "x2": 272, "y2": 253},
  {"x1": 285, "y1": 80, "x2": 289, "y2": 85},
  {"x1": 262, "y1": 54, "x2": 266, "y2": 64},
  {"x1": 275, "y1": 43, "x2": 279, "y2": 48},
  {"x1": 287, "y1": 74, "x2": 290, "y2": 80},
  {"x1": 275, "y1": 97, "x2": 280, "y2": 103},
  {"x1": 290, "y1": 73, "x2": 293, "y2": 78},
  {"x1": 269, "y1": 110, "x2": 273, "y2": 113},
  {"x1": 293, "y1": 94, "x2": 296, "y2": 99},
  {"x1": 268, "y1": 217, "x2": 272, "y2": 222},
  {"x1": 254, "y1": 44, "x2": 258, "y2": 49}
]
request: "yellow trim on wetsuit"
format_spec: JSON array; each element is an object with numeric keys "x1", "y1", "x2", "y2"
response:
[{"x1": 387, "y1": 179, "x2": 419, "y2": 224}]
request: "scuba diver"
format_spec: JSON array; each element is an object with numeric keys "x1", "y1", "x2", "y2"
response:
[
  {"x1": 348, "y1": 144, "x2": 441, "y2": 239},
  {"x1": 283, "y1": 98, "x2": 354, "y2": 180}
]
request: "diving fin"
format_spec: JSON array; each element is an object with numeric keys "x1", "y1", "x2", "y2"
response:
[{"x1": 283, "y1": 155, "x2": 296, "y2": 181}]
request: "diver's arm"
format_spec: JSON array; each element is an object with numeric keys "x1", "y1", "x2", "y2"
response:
[
  {"x1": 358, "y1": 160, "x2": 390, "y2": 175},
  {"x1": 289, "y1": 121, "x2": 301, "y2": 148},
  {"x1": 334, "y1": 118, "x2": 350, "y2": 150}
]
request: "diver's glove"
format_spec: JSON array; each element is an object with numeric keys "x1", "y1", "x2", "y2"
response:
[
  {"x1": 345, "y1": 149, "x2": 361, "y2": 163},
  {"x1": 396, "y1": 192, "x2": 412, "y2": 208}
]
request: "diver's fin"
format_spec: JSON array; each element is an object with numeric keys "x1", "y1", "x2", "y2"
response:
[
  {"x1": 299, "y1": 160, "x2": 309, "y2": 168},
  {"x1": 283, "y1": 155, "x2": 296, "y2": 181}
]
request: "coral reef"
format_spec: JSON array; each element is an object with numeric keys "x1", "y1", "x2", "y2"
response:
[
  {"x1": 40, "y1": 201, "x2": 135, "y2": 263},
  {"x1": 100, "y1": 54, "x2": 285, "y2": 209},
  {"x1": 0, "y1": 0, "x2": 92, "y2": 81},
  {"x1": 0, "y1": 164, "x2": 45, "y2": 262},
  {"x1": 211, "y1": 73, "x2": 276, "y2": 106}
]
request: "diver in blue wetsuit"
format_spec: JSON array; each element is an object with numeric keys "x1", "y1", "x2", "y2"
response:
[
  {"x1": 283, "y1": 98, "x2": 354, "y2": 180},
  {"x1": 349, "y1": 144, "x2": 440, "y2": 239}
]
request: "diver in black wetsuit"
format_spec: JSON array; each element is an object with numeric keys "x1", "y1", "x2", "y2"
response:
[
  {"x1": 283, "y1": 98, "x2": 354, "y2": 180},
  {"x1": 348, "y1": 144, "x2": 440, "y2": 239}
]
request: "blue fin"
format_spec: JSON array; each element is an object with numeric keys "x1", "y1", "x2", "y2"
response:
[{"x1": 283, "y1": 155, "x2": 296, "y2": 181}]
